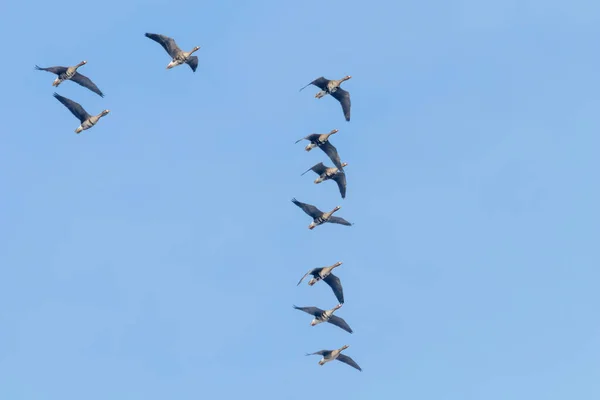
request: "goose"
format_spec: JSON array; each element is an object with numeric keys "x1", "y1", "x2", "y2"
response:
[
  {"x1": 291, "y1": 198, "x2": 352, "y2": 230},
  {"x1": 301, "y1": 162, "x2": 348, "y2": 199},
  {"x1": 145, "y1": 33, "x2": 200, "y2": 72},
  {"x1": 306, "y1": 345, "x2": 362, "y2": 371},
  {"x1": 35, "y1": 61, "x2": 104, "y2": 97},
  {"x1": 297, "y1": 261, "x2": 344, "y2": 304},
  {"x1": 300, "y1": 76, "x2": 352, "y2": 121},
  {"x1": 295, "y1": 129, "x2": 345, "y2": 171},
  {"x1": 293, "y1": 304, "x2": 353, "y2": 333},
  {"x1": 53, "y1": 93, "x2": 109, "y2": 134}
]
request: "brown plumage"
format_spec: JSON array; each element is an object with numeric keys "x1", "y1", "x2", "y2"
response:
[
  {"x1": 295, "y1": 129, "x2": 345, "y2": 172},
  {"x1": 301, "y1": 161, "x2": 348, "y2": 199},
  {"x1": 300, "y1": 76, "x2": 352, "y2": 121},
  {"x1": 291, "y1": 198, "x2": 352, "y2": 230}
]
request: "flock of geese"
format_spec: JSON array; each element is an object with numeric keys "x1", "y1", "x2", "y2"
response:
[
  {"x1": 292, "y1": 71, "x2": 361, "y2": 371},
  {"x1": 35, "y1": 32, "x2": 361, "y2": 372}
]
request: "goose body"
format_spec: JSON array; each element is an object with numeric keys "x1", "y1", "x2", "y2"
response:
[
  {"x1": 301, "y1": 161, "x2": 348, "y2": 198},
  {"x1": 35, "y1": 61, "x2": 104, "y2": 97},
  {"x1": 297, "y1": 262, "x2": 344, "y2": 304},
  {"x1": 291, "y1": 198, "x2": 352, "y2": 230},
  {"x1": 53, "y1": 93, "x2": 109, "y2": 134},
  {"x1": 145, "y1": 33, "x2": 200, "y2": 72},
  {"x1": 293, "y1": 304, "x2": 352, "y2": 333},
  {"x1": 295, "y1": 129, "x2": 345, "y2": 172},
  {"x1": 306, "y1": 345, "x2": 362, "y2": 371},
  {"x1": 300, "y1": 76, "x2": 352, "y2": 121}
]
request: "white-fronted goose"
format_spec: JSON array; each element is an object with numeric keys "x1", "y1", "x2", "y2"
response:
[
  {"x1": 301, "y1": 161, "x2": 348, "y2": 199},
  {"x1": 293, "y1": 304, "x2": 353, "y2": 333},
  {"x1": 35, "y1": 61, "x2": 104, "y2": 97},
  {"x1": 299, "y1": 76, "x2": 352, "y2": 121},
  {"x1": 145, "y1": 33, "x2": 200, "y2": 72},
  {"x1": 297, "y1": 261, "x2": 344, "y2": 304},
  {"x1": 291, "y1": 198, "x2": 352, "y2": 230},
  {"x1": 295, "y1": 129, "x2": 344, "y2": 172},
  {"x1": 306, "y1": 345, "x2": 362, "y2": 371},
  {"x1": 53, "y1": 93, "x2": 109, "y2": 134}
]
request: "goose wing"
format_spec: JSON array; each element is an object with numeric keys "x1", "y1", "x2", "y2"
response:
[
  {"x1": 35, "y1": 65, "x2": 67, "y2": 75},
  {"x1": 145, "y1": 33, "x2": 182, "y2": 58},
  {"x1": 306, "y1": 350, "x2": 331, "y2": 357},
  {"x1": 327, "y1": 216, "x2": 353, "y2": 226},
  {"x1": 336, "y1": 354, "x2": 362, "y2": 371},
  {"x1": 319, "y1": 141, "x2": 344, "y2": 171},
  {"x1": 295, "y1": 133, "x2": 319, "y2": 144},
  {"x1": 299, "y1": 76, "x2": 329, "y2": 91},
  {"x1": 186, "y1": 55, "x2": 199, "y2": 72},
  {"x1": 331, "y1": 88, "x2": 351, "y2": 121},
  {"x1": 301, "y1": 162, "x2": 327, "y2": 176},
  {"x1": 291, "y1": 198, "x2": 323, "y2": 218},
  {"x1": 53, "y1": 93, "x2": 90, "y2": 123},
  {"x1": 331, "y1": 172, "x2": 347, "y2": 199},
  {"x1": 323, "y1": 273, "x2": 344, "y2": 304},
  {"x1": 70, "y1": 72, "x2": 104, "y2": 97},
  {"x1": 327, "y1": 315, "x2": 353, "y2": 333},
  {"x1": 296, "y1": 268, "x2": 319, "y2": 286},
  {"x1": 293, "y1": 305, "x2": 323, "y2": 316}
]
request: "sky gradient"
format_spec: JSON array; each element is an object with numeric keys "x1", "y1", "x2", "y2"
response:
[{"x1": 1, "y1": 1, "x2": 600, "y2": 399}]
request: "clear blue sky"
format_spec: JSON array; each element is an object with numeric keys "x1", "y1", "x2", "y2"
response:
[{"x1": 1, "y1": 0, "x2": 599, "y2": 398}]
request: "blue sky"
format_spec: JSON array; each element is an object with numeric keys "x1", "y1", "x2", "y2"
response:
[{"x1": 1, "y1": 0, "x2": 600, "y2": 398}]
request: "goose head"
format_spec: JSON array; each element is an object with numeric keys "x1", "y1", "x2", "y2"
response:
[
  {"x1": 100, "y1": 110, "x2": 110, "y2": 117},
  {"x1": 77, "y1": 60, "x2": 87, "y2": 67},
  {"x1": 332, "y1": 261, "x2": 343, "y2": 269},
  {"x1": 342, "y1": 75, "x2": 352, "y2": 82},
  {"x1": 329, "y1": 206, "x2": 341, "y2": 215},
  {"x1": 341, "y1": 162, "x2": 348, "y2": 168},
  {"x1": 340, "y1": 345, "x2": 349, "y2": 351}
]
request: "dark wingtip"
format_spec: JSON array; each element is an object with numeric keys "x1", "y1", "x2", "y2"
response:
[{"x1": 34, "y1": 65, "x2": 41, "y2": 70}]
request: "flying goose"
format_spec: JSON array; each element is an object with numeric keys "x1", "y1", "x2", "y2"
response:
[
  {"x1": 145, "y1": 33, "x2": 200, "y2": 72},
  {"x1": 295, "y1": 129, "x2": 344, "y2": 171},
  {"x1": 293, "y1": 304, "x2": 353, "y2": 333},
  {"x1": 297, "y1": 261, "x2": 344, "y2": 304},
  {"x1": 306, "y1": 345, "x2": 362, "y2": 371},
  {"x1": 53, "y1": 93, "x2": 109, "y2": 134},
  {"x1": 35, "y1": 61, "x2": 104, "y2": 97},
  {"x1": 291, "y1": 198, "x2": 352, "y2": 230},
  {"x1": 300, "y1": 76, "x2": 352, "y2": 121},
  {"x1": 301, "y1": 161, "x2": 348, "y2": 199}
]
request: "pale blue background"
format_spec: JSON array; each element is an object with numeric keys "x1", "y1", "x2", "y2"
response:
[{"x1": 1, "y1": 1, "x2": 599, "y2": 399}]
